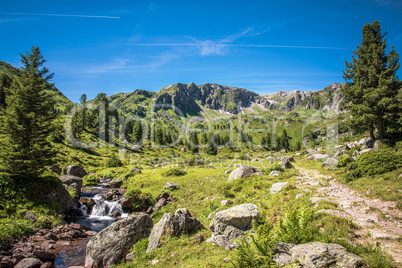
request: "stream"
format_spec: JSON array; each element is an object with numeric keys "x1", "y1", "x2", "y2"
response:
[{"x1": 53, "y1": 185, "x2": 128, "y2": 267}]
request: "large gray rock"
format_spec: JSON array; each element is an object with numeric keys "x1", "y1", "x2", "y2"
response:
[
  {"x1": 359, "y1": 137, "x2": 373, "y2": 148},
  {"x1": 63, "y1": 165, "x2": 87, "y2": 178},
  {"x1": 270, "y1": 182, "x2": 288, "y2": 194},
  {"x1": 14, "y1": 258, "x2": 42, "y2": 268},
  {"x1": 47, "y1": 164, "x2": 62, "y2": 175},
  {"x1": 311, "y1": 154, "x2": 330, "y2": 161},
  {"x1": 85, "y1": 213, "x2": 153, "y2": 268},
  {"x1": 146, "y1": 208, "x2": 202, "y2": 252},
  {"x1": 59, "y1": 175, "x2": 82, "y2": 202},
  {"x1": 289, "y1": 242, "x2": 362, "y2": 268},
  {"x1": 322, "y1": 158, "x2": 337, "y2": 167},
  {"x1": 281, "y1": 159, "x2": 292, "y2": 169},
  {"x1": 227, "y1": 166, "x2": 263, "y2": 183},
  {"x1": 360, "y1": 148, "x2": 373, "y2": 155},
  {"x1": 42, "y1": 184, "x2": 74, "y2": 214},
  {"x1": 210, "y1": 203, "x2": 258, "y2": 250}
]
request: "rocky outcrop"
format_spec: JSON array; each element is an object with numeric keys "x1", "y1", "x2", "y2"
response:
[
  {"x1": 146, "y1": 208, "x2": 202, "y2": 252},
  {"x1": 14, "y1": 258, "x2": 42, "y2": 268},
  {"x1": 227, "y1": 166, "x2": 263, "y2": 183},
  {"x1": 63, "y1": 165, "x2": 87, "y2": 178},
  {"x1": 210, "y1": 203, "x2": 258, "y2": 250},
  {"x1": 273, "y1": 242, "x2": 363, "y2": 267},
  {"x1": 85, "y1": 213, "x2": 153, "y2": 268}
]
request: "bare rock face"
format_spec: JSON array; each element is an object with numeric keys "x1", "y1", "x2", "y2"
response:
[
  {"x1": 210, "y1": 203, "x2": 258, "y2": 250},
  {"x1": 63, "y1": 165, "x2": 87, "y2": 178},
  {"x1": 227, "y1": 166, "x2": 263, "y2": 183},
  {"x1": 146, "y1": 208, "x2": 202, "y2": 252},
  {"x1": 272, "y1": 242, "x2": 363, "y2": 268},
  {"x1": 85, "y1": 213, "x2": 153, "y2": 268}
]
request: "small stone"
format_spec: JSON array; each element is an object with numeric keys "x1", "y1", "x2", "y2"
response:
[
  {"x1": 165, "y1": 182, "x2": 179, "y2": 190},
  {"x1": 270, "y1": 182, "x2": 288, "y2": 194},
  {"x1": 221, "y1": 200, "x2": 233, "y2": 206},
  {"x1": 224, "y1": 258, "x2": 230, "y2": 263}
]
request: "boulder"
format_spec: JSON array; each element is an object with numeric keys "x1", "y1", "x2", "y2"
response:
[
  {"x1": 281, "y1": 156, "x2": 294, "y2": 162},
  {"x1": 360, "y1": 148, "x2": 373, "y2": 155},
  {"x1": 42, "y1": 184, "x2": 74, "y2": 214},
  {"x1": 165, "y1": 182, "x2": 179, "y2": 190},
  {"x1": 227, "y1": 166, "x2": 263, "y2": 183},
  {"x1": 59, "y1": 175, "x2": 82, "y2": 201},
  {"x1": 224, "y1": 169, "x2": 233, "y2": 175},
  {"x1": 85, "y1": 213, "x2": 153, "y2": 268},
  {"x1": 24, "y1": 211, "x2": 38, "y2": 223},
  {"x1": 289, "y1": 242, "x2": 362, "y2": 268},
  {"x1": 63, "y1": 165, "x2": 87, "y2": 178},
  {"x1": 279, "y1": 149, "x2": 287, "y2": 153},
  {"x1": 107, "y1": 177, "x2": 123, "y2": 188},
  {"x1": 47, "y1": 164, "x2": 62, "y2": 175},
  {"x1": 270, "y1": 171, "x2": 281, "y2": 176},
  {"x1": 311, "y1": 154, "x2": 330, "y2": 161},
  {"x1": 322, "y1": 158, "x2": 337, "y2": 167},
  {"x1": 14, "y1": 258, "x2": 42, "y2": 268},
  {"x1": 132, "y1": 145, "x2": 142, "y2": 151},
  {"x1": 359, "y1": 137, "x2": 373, "y2": 148},
  {"x1": 153, "y1": 198, "x2": 167, "y2": 212},
  {"x1": 221, "y1": 200, "x2": 233, "y2": 206},
  {"x1": 266, "y1": 156, "x2": 276, "y2": 162},
  {"x1": 210, "y1": 203, "x2": 258, "y2": 250},
  {"x1": 80, "y1": 197, "x2": 95, "y2": 213},
  {"x1": 146, "y1": 208, "x2": 202, "y2": 252},
  {"x1": 270, "y1": 182, "x2": 288, "y2": 194},
  {"x1": 281, "y1": 159, "x2": 292, "y2": 169}
]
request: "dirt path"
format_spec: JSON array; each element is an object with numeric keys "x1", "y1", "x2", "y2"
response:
[{"x1": 294, "y1": 166, "x2": 402, "y2": 264}]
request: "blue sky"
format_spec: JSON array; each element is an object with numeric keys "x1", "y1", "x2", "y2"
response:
[{"x1": 1, "y1": 0, "x2": 402, "y2": 103}]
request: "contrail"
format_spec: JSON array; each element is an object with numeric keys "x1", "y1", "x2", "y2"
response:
[
  {"x1": 126, "y1": 43, "x2": 345, "y2": 50},
  {"x1": 0, "y1": 12, "x2": 120, "y2": 19}
]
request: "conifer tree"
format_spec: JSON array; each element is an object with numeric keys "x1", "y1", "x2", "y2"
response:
[
  {"x1": 79, "y1": 94, "x2": 87, "y2": 130},
  {"x1": 0, "y1": 46, "x2": 56, "y2": 181},
  {"x1": 0, "y1": 73, "x2": 12, "y2": 109},
  {"x1": 343, "y1": 20, "x2": 402, "y2": 140}
]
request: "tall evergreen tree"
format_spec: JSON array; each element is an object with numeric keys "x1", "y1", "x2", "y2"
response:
[
  {"x1": 280, "y1": 129, "x2": 290, "y2": 151},
  {"x1": 0, "y1": 46, "x2": 56, "y2": 181},
  {"x1": 342, "y1": 20, "x2": 402, "y2": 140},
  {"x1": 79, "y1": 94, "x2": 87, "y2": 130},
  {"x1": 188, "y1": 132, "x2": 199, "y2": 153},
  {"x1": 0, "y1": 74, "x2": 12, "y2": 109}
]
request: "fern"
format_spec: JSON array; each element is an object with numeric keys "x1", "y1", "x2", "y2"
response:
[
  {"x1": 232, "y1": 222, "x2": 277, "y2": 268},
  {"x1": 277, "y1": 206, "x2": 317, "y2": 244}
]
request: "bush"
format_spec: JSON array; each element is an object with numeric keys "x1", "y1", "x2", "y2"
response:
[
  {"x1": 124, "y1": 188, "x2": 142, "y2": 199},
  {"x1": 337, "y1": 155, "x2": 351, "y2": 167},
  {"x1": 264, "y1": 163, "x2": 283, "y2": 174},
  {"x1": 163, "y1": 168, "x2": 187, "y2": 176},
  {"x1": 343, "y1": 150, "x2": 401, "y2": 182},
  {"x1": 82, "y1": 174, "x2": 100, "y2": 186},
  {"x1": 106, "y1": 153, "x2": 123, "y2": 168}
]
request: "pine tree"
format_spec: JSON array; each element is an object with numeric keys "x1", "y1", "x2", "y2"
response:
[
  {"x1": 188, "y1": 132, "x2": 199, "y2": 153},
  {"x1": 206, "y1": 140, "x2": 218, "y2": 155},
  {"x1": 0, "y1": 73, "x2": 12, "y2": 109},
  {"x1": 280, "y1": 129, "x2": 290, "y2": 151},
  {"x1": 79, "y1": 94, "x2": 87, "y2": 130},
  {"x1": 0, "y1": 46, "x2": 56, "y2": 181},
  {"x1": 343, "y1": 20, "x2": 402, "y2": 140}
]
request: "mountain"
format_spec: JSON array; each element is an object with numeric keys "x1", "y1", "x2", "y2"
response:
[
  {"x1": 108, "y1": 82, "x2": 344, "y2": 118},
  {"x1": 0, "y1": 60, "x2": 73, "y2": 112}
]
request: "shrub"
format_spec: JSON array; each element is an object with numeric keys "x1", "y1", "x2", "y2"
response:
[
  {"x1": 356, "y1": 150, "x2": 401, "y2": 176},
  {"x1": 263, "y1": 163, "x2": 283, "y2": 174},
  {"x1": 82, "y1": 174, "x2": 100, "y2": 186},
  {"x1": 337, "y1": 155, "x2": 351, "y2": 167},
  {"x1": 343, "y1": 150, "x2": 401, "y2": 182},
  {"x1": 124, "y1": 188, "x2": 142, "y2": 199},
  {"x1": 163, "y1": 168, "x2": 187, "y2": 177},
  {"x1": 105, "y1": 153, "x2": 123, "y2": 168}
]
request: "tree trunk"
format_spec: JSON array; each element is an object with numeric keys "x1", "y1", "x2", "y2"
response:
[
  {"x1": 376, "y1": 118, "x2": 384, "y2": 139},
  {"x1": 369, "y1": 122, "x2": 375, "y2": 140}
]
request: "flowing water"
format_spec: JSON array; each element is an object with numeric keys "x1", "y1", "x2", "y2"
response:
[{"x1": 54, "y1": 186, "x2": 127, "y2": 267}]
